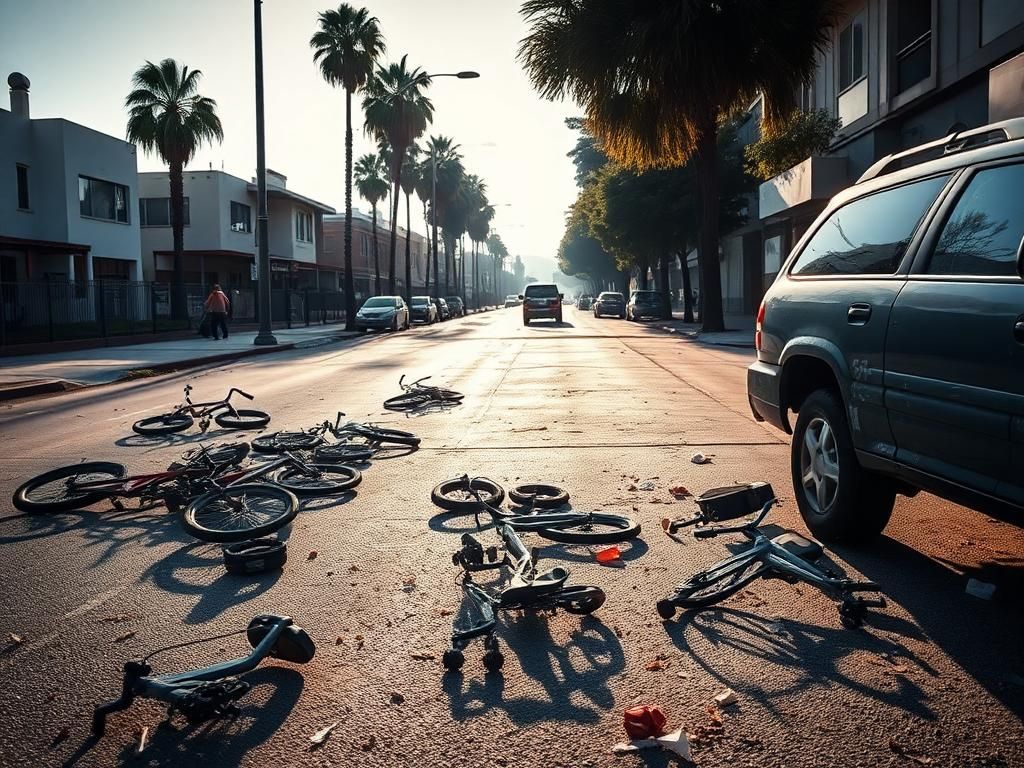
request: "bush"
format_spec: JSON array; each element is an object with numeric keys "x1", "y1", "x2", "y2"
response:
[{"x1": 745, "y1": 109, "x2": 842, "y2": 181}]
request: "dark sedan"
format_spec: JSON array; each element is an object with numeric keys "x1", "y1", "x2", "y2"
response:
[
  {"x1": 433, "y1": 297, "x2": 451, "y2": 321},
  {"x1": 445, "y1": 296, "x2": 466, "y2": 317},
  {"x1": 592, "y1": 291, "x2": 625, "y2": 318}
]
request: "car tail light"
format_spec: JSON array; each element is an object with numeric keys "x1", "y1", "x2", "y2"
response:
[{"x1": 755, "y1": 300, "x2": 766, "y2": 351}]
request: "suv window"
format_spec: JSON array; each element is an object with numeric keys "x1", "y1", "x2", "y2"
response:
[
  {"x1": 790, "y1": 175, "x2": 949, "y2": 276},
  {"x1": 632, "y1": 291, "x2": 659, "y2": 302},
  {"x1": 927, "y1": 163, "x2": 1024, "y2": 277},
  {"x1": 525, "y1": 284, "x2": 559, "y2": 298}
]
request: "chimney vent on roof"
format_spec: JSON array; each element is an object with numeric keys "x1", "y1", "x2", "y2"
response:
[{"x1": 8, "y1": 72, "x2": 30, "y2": 118}]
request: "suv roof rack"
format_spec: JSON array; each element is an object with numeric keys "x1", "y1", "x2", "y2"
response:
[{"x1": 857, "y1": 117, "x2": 1024, "y2": 183}]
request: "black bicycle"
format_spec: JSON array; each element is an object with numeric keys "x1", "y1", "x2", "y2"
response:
[
  {"x1": 133, "y1": 385, "x2": 270, "y2": 436},
  {"x1": 251, "y1": 412, "x2": 418, "y2": 460},
  {"x1": 92, "y1": 614, "x2": 315, "y2": 737},
  {"x1": 383, "y1": 375, "x2": 464, "y2": 411},
  {"x1": 431, "y1": 476, "x2": 640, "y2": 544},
  {"x1": 657, "y1": 483, "x2": 886, "y2": 628},
  {"x1": 442, "y1": 480, "x2": 606, "y2": 674}
]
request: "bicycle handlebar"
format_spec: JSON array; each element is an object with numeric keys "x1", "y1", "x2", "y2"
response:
[
  {"x1": 228, "y1": 388, "x2": 254, "y2": 400},
  {"x1": 693, "y1": 498, "x2": 778, "y2": 539}
]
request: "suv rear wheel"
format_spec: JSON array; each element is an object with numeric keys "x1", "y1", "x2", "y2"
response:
[{"x1": 791, "y1": 388, "x2": 895, "y2": 543}]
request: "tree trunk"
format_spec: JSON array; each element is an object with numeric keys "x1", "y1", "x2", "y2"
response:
[
  {"x1": 460, "y1": 235, "x2": 466, "y2": 304},
  {"x1": 695, "y1": 121, "x2": 725, "y2": 332},
  {"x1": 679, "y1": 253, "x2": 694, "y2": 323},
  {"x1": 658, "y1": 254, "x2": 672, "y2": 319},
  {"x1": 423, "y1": 202, "x2": 431, "y2": 296},
  {"x1": 404, "y1": 192, "x2": 412, "y2": 307},
  {"x1": 473, "y1": 241, "x2": 479, "y2": 309},
  {"x1": 638, "y1": 266, "x2": 648, "y2": 290},
  {"x1": 388, "y1": 165, "x2": 402, "y2": 295},
  {"x1": 343, "y1": 90, "x2": 356, "y2": 330},
  {"x1": 169, "y1": 159, "x2": 186, "y2": 320},
  {"x1": 619, "y1": 267, "x2": 630, "y2": 296},
  {"x1": 372, "y1": 204, "x2": 381, "y2": 296}
]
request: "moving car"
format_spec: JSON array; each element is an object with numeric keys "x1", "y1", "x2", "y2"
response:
[
  {"x1": 504, "y1": 295, "x2": 520, "y2": 307},
  {"x1": 576, "y1": 294, "x2": 593, "y2": 310},
  {"x1": 592, "y1": 291, "x2": 626, "y2": 318},
  {"x1": 355, "y1": 296, "x2": 410, "y2": 332},
  {"x1": 626, "y1": 290, "x2": 662, "y2": 321},
  {"x1": 747, "y1": 117, "x2": 1024, "y2": 543},
  {"x1": 446, "y1": 296, "x2": 466, "y2": 318},
  {"x1": 520, "y1": 283, "x2": 563, "y2": 326},
  {"x1": 409, "y1": 295, "x2": 438, "y2": 324},
  {"x1": 433, "y1": 297, "x2": 451, "y2": 321}
]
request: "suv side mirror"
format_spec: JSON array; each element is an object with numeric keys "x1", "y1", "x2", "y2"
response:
[
  {"x1": 1017, "y1": 234, "x2": 1024, "y2": 280},
  {"x1": 559, "y1": 293, "x2": 564, "y2": 299}
]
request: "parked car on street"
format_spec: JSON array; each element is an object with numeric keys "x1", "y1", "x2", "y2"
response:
[
  {"x1": 433, "y1": 297, "x2": 451, "y2": 321},
  {"x1": 748, "y1": 118, "x2": 1024, "y2": 543},
  {"x1": 626, "y1": 290, "x2": 662, "y2": 321},
  {"x1": 504, "y1": 295, "x2": 520, "y2": 307},
  {"x1": 592, "y1": 291, "x2": 626, "y2": 318},
  {"x1": 446, "y1": 296, "x2": 466, "y2": 317},
  {"x1": 409, "y1": 295, "x2": 438, "y2": 324},
  {"x1": 520, "y1": 283, "x2": 563, "y2": 326},
  {"x1": 355, "y1": 296, "x2": 410, "y2": 332},
  {"x1": 576, "y1": 294, "x2": 593, "y2": 310}
]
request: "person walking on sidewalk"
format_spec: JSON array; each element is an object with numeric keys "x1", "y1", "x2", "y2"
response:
[{"x1": 204, "y1": 284, "x2": 231, "y2": 340}]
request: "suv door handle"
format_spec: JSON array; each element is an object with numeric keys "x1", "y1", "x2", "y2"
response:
[
  {"x1": 847, "y1": 303, "x2": 872, "y2": 325},
  {"x1": 1014, "y1": 316, "x2": 1024, "y2": 343}
]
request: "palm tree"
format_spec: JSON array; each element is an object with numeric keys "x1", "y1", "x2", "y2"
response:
[
  {"x1": 354, "y1": 153, "x2": 389, "y2": 296},
  {"x1": 400, "y1": 145, "x2": 421, "y2": 305},
  {"x1": 519, "y1": 0, "x2": 840, "y2": 331},
  {"x1": 311, "y1": 4, "x2": 385, "y2": 329},
  {"x1": 125, "y1": 59, "x2": 223, "y2": 320},
  {"x1": 424, "y1": 135, "x2": 464, "y2": 296},
  {"x1": 363, "y1": 56, "x2": 434, "y2": 295},
  {"x1": 465, "y1": 175, "x2": 493, "y2": 310},
  {"x1": 413, "y1": 155, "x2": 434, "y2": 296},
  {"x1": 487, "y1": 232, "x2": 508, "y2": 303}
]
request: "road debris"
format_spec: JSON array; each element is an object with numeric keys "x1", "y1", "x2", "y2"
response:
[
  {"x1": 689, "y1": 705, "x2": 727, "y2": 747},
  {"x1": 690, "y1": 452, "x2": 712, "y2": 465},
  {"x1": 6, "y1": 632, "x2": 26, "y2": 649},
  {"x1": 355, "y1": 634, "x2": 364, "y2": 650},
  {"x1": 965, "y1": 578, "x2": 996, "y2": 600},
  {"x1": 390, "y1": 692, "x2": 405, "y2": 704},
  {"x1": 410, "y1": 652, "x2": 436, "y2": 661},
  {"x1": 402, "y1": 575, "x2": 417, "y2": 591},
  {"x1": 644, "y1": 654, "x2": 670, "y2": 671},
  {"x1": 307, "y1": 550, "x2": 319, "y2": 561},
  {"x1": 669, "y1": 485, "x2": 690, "y2": 497},
  {"x1": 713, "y1": 688, "x2": 738, "y2": 707},
  {"x1": 310, "y1": 722, "x2": 338, "y2": 747},
  {"x1": 596, "y1": 546, "x2": 622, "y2": 564},
  {"x1": 637, "y1": 480, "x2": 656, "y2": 491},
  {"x1": 616, "y1": 706, "x2": 690, "y2": 759},
  {"x1": 888, "y1": 736, "x2": 934, "y2": 765},
  {"x1": 136, "y1": 726, "x2": 150, "y2": 754},
  {"x1": 113, "y1": 631, "x2": 136, "y2": 643}
]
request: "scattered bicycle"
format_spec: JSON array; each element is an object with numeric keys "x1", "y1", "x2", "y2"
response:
[
  {"x1": 251, "y1": 412, "x2": 419, "y2": 459},
  {"x1": 657, "y1": 482, "x2": 886, "y2": 628},
  {"x1": 384, "y1": 374, "x2": 464, "y2": 411},
  {"x1": 431, "y1": 476, "x2": 640, "y2": 544},
  {"x1": 92, "y1": 614, "x2": 315, "y2": 737},
  {"x1": 441, "y1": 477, "x2": 606, "y2": 674},
  {"x1": 133, "y1": 385, "x2": 271, "y2": 436}
]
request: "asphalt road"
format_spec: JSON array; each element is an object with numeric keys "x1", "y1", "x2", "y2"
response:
[{"x1": 1, "y1": 307, "x2": 1021, "y2": 768}]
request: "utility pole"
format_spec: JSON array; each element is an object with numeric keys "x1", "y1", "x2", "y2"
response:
[{"x1": 253, "y1": 0, "x2": 276, "y2": 345}]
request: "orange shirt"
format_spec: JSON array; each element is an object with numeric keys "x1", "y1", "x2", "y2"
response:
[{"x1": 205, "y1": 290, "x2": 230, "y2": 313}]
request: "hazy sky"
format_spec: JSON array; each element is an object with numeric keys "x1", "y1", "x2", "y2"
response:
[{"x1": 0, "y1": 0, "x2": 577, "y2": 280}]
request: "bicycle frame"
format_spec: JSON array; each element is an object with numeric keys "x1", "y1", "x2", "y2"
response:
[{"x1": 170, "y1": 386, "x2": 254, "y2": 420}]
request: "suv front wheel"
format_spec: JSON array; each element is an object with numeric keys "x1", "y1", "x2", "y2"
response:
[{"x1": 791, "y1": 388, "x2": 895, "y2": 543}]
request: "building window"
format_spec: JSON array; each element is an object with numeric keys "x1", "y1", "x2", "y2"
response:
[
  {"x1": 296, "y1": 211, "x2": 313, "y2": 243},
  {"x1": 79, "y1": 176, "x2": 129, "y2": 223},
  {"x1": 838, "y1": 13, "x2": 865, "y2": 91},
  {"x1": 981, "y1": 0, "x2": 1022, "y2": 46},
  {"x1": 139, "y1": 197, "x2": 189, "y2": 227},
  {"x1": 230, "y1": 201, "x2": 252, "y2": 233},
  {"x1": 16, "y1": 164, "x2": 29, "y2": 210},
  {"x1": 894, "y1": 0, "x2": 932, "y2": 94}
]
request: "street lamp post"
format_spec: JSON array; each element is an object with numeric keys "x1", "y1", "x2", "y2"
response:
[{"x1": 252, "y1": 0, "x2": 276, "y2": 346}]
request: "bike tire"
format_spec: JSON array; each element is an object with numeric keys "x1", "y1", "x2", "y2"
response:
[
  {"x1": 357, "y1": 425, "x2": 421, "y2": 447},
  {"x1": 169, "y1": 441, "x2": 251, "y2": 470},
  {"x1": 509, "y1": 483, "x2": 570, "y2": 508},
  {"x1": 667, "y1": 559, "x2": 767, "y2": 609},
  {"x1": 431, "y1": 477, "x2": 505, "y2": 512},
  {"x1": 536, "y1": 512, "x2": 641, "y2": 545},
  {"x1": 13, "y1": 462, "x2": 127, "y2": 513},
  {"x1": 251, "y1": 432, "x2": 321, "y2": 453},
  {"x1": 556, "y1": 586, "x2": 607, "y2": 615},
  {"x1": 314, "y1": 443, "x2": 375, "y2": 463},
  {"x1": 182, "y1": 484, "x2": 298, "y2": 543},
  {"x1": 133, "y1": 413, "x2": 194, "y2": 436},
  {"x1": 383, "y1": 392, "x2": 432, "y2": 411},
  {"x1": 271, "y1": 464, "x2": 361, "y2": 495},
  {"x1": 215, "y1": 409, "x2": 271, "y2": 430}
]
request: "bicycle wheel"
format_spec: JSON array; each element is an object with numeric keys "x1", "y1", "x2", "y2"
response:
[
  {"x1": 215, "y1": 409, "x2": 271, "y2": 430},
  {"x1": 13, "y1": 462, "x2": 127, "y2": 513},
  {"x1": 271, "y1": 464, "x2": 361, "y2": 495},
  {"x1": 133, "y1": 413, "x2": 194, "y2": 436},
  {"x1": 170, "y1": 441, "x2": 251, "y2": 470},
  {"x1": 509, "y1": 483, "x2": 570, "y2": 508},
  {"x1": 251, "y1": 432, "x2": 321, "y2": 453},
  {"x1": 666, "y1": 559, "x2": 767, "y2": 609},
  {"x1": 182, "y1": 484, "x2": 298, "y2": 543},
  {"x1": 556, "y1": 586, "x2": 606, "y2": 615},
  {"x1": 356, "y1": 424, "x2": 420, "y2": 447},
  {"x1": 535, "y1": 512, "x2": 641, "y2": 545},
  {"x1": 383, "y1": 392, "x2": 432, "y2": 411},
  {"x1": 431, "y1": 477, "x2": 505, "y2": 512},
  {"x1": 314, "y1": 443, "x2": 374, "y2": 463}
]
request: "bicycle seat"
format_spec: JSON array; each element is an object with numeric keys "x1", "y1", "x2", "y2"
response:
[
  {"x1": 771, "y1": 531, "x2": 823, "y2": 563},
  {"x1": 696, "y1": 482, "x2": 775, "y2": 521},
  {"x1": 503, "y1": 566, "x2": 569, "y2": 603}
]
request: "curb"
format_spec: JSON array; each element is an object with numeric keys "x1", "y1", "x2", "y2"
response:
[
  {"x1": 0, "y1": 379, "x2": 79, "y2": 402},
  {"x1": 657, "y1": 324, "x2": 754, "y2": 349}
]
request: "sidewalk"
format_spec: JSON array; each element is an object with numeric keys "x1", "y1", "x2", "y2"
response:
[
  {"x1": 0, "y1": 324, "x2": 358, "y2": 395},
  {"x1": 658, "y1": 312, "x2": 755, "y2": 347}
]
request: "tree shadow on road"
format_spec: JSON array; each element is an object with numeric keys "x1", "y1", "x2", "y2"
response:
[{"x1": 441, "y1": 615, "x2": 623, "y2": 726}]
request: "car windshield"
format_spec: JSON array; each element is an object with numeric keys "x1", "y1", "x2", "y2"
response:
[
  {"x1": 446, "y1": 297, "x2": 461, "y2": 304},
  {"x1": 633, "y1": 292, "x2": 659, "y2": 303},
  {"x1": 363, "y1": 297, "x2": 394, "y2": 308},
  {"x1": 411, "y1": 297, "x2": 430, "y2": 306},
  {"x1": 600, "y1": 293, "x2": 623, "y2": 300},
  {"x1": 525, "y1": 285, "x2": 559, "y2": 298}
]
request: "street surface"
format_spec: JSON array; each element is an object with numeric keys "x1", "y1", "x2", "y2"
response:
[{"x1": 0, "y1": 307, "x2": 1021, "y2": 767}]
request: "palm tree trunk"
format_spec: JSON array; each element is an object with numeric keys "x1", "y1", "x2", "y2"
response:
[
  {"x1": 169, "y1": 159, "x2": 186, "y2": 320},
  {"x1": 473, "y1": 241, "x2": 479, "y2": 310},
  {"x1": 372, "y1": 205, "x2": 381, "y2": 296},
  {"x1": 431, "y1": 211, "x2": 439, "y2": 300},
  {"x1": 695, "y1": 121, "x2": 725, "y2": 332},
  {"x1": 658, "y1": 253, "x2": 671, "y2": 319},
  {"x1": 423, "y1": 203, "x2": 431, "y2": 296},
  {"x1": 343, "y1": 90, "x2": 356, "y2": 330},
  {"x1": 679, "y1": 253, "x2": 694, "y2": 323},
  {"x1": 460, "y1": 235, "x2": 466, "y2": 304},
  {"x1": 388, "y1": 168, "x2": 402, "y2": 295},
  {"x1": 404, "y1": 192, "x2": 412, "y2": 307}
]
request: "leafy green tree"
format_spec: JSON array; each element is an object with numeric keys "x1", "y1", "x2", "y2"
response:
[
  {"x1": 745, "y1": 108, "x2": 841, "y2": 180},
  {"x1": 311, "y1": 3, "x2": 385, "y2": 328},
  {"x1": 354, "y1": 153, "x2": 389, "y2": 296},
  {"x1": 125, "y1": 59, "x2": 223, "y2": 319},
  {"x1": 362, "y1": 55, "x2": 434, "y2": 294},
  {"x1": 519, "y1": 0, "x2": 841, "y2": 331}
]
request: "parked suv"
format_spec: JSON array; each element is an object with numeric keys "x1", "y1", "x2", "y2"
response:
[
  {"x1": 626, "y1": 290, "x2": 661, "y2": 321},
  {"x1": 748, "y1": 119, "x2": 1024, "y2": 543},
  {"x1": 520, "y1": 283, "x2": 563, "y2": 325},
  {"x1": 593, "y1": 291, "x2": 626, "y2": 318}
]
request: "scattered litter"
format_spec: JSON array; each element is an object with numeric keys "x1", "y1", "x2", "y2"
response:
[
  {"x1": 627, "y1": 484, "x2": 638, "y2": 492},
  {"x1": 310, "y1": 722, "x2": 338, "y2": 747},
  {"x1": 361, "y1": 734, "x2": 376, "y2": 751},
  {"x1": 612, "y1": 728, "x2": 691, "y2": 760},
  {"x1": 676, "y1": 671, "x2": 690, "y2": 679},
  {"x1": 669, "y1": 485, "x2": 690, "y2": 497},
  {"x1": 888, "y1": 736, "x2": 933, "y2": 765},
  {"x1": 401, "y1": 575, "x2": 417, "y2": 591},
  {"x1": 596, "y1": 546, "x2": 622, "y2": 564},
  {"x1": 390, "y1": 692, "x2": 405, "y2": 705},
  {"x1": 637, "y1": 481, "x2": 656, "y2": 491},
  {"x1": 136, "y1": 726, "x2": 150, "y2": 754},
  {"x1": 965, "y1": 578, "x2": 996, "y2": 600},
  {"x1": 624, "y1": 705, "x2": 667, "y2": 739},
  {"x1": 113, "y1": 631, "x2": 136, "y2": 643},
  {"x1": 690, "y1": 453, "x2": 712, "y2": 465},
  {"x1": 713, "y1": 688, "x2": 738, "y2": 707},
  {"x1": 689, "y1": 705, "x2": 726, "y2": 747},
  {"x1": 6, "y1": 633, "x2": 26, "y2": 648},
  {"x1": 644, "y1": 654, "x2": 670, "y2": 672},
  {"x1": 410, "y1": 652, "x2": 435, "y2": 661},
  {"x1": 307, "y1": 550, "x2": 319, "y2": 561},
  {"x1": 355, "y1": 634, "x2": 364, "y2": 649},
  {"x1": 53, "y1": 726, "x2": 71, "y2": 745}
]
